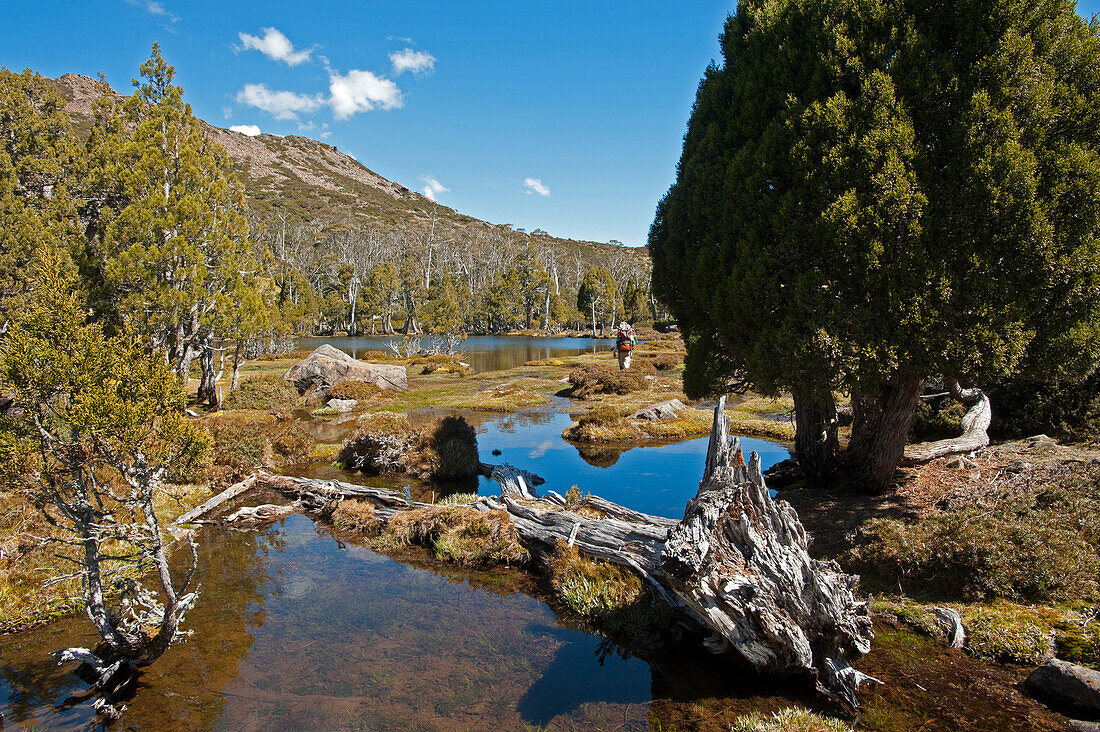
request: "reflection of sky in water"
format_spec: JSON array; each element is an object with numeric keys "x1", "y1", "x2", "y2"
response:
[
  {"x1": 475, "y1": 412, "x2": 792, "y2": 519},
  {"x1": 301, "y1": 334, "x2": 607, "y2": 373}
]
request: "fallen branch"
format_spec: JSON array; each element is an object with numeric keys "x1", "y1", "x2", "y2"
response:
[{"x1": 906, "y1": 377, "x2": 991, "y2": 462}]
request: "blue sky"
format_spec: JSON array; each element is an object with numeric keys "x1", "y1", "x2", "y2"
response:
[{"x1": 3, "y1": 1, "x2": 1099, "y2": 246}]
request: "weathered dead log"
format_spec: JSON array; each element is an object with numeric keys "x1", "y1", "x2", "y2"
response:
[
  {"x1": 175, "y1": 474, "x2": 260, "y2": 525},
  {"x1": 478, "y1": 461, "x2": 545, "y2": 499},
  {"x1": 663, "y1": 397, "x2": 877, "y2": 711},
  {"x1": 906, "y1": 377, "x2": 991, "y2": 462}
]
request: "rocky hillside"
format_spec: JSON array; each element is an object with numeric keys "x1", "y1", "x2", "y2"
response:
[{"x1": 53, "y1": 73, "x2": 640, "y2": 262}]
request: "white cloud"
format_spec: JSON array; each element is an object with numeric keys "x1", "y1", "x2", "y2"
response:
[
  {"x1": 524, "y1": 178, "x2": 551, "y2": 197},
  {"x1": 229, "y1": 124, "x2": 262, "y2": 136},
  {"x1": 328, "y1": 69, "x2": 403, "y2": 120},
  {"x1": 126, "y1": 0, "x2": 180, "y2": 23},
  {"x1": 235, "y1": 83, "x2": 323, "y2": 120},
  {"x1": 390, "y1": 48, "x2": 436, "y2": 77},
  {"x1": 237, "y1": 27, "x2": 312, "y2": 66},
  {"x1": 419, "y1": 175, "x2": 449, "y2": 201},
  {"x1": 222, "y1": 106, "x2": 233, "y2": 119}
]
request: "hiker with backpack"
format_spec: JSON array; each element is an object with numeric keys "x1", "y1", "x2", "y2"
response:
[{"x1": 615, "y1": 322, "x2": 637, "y2": 370}]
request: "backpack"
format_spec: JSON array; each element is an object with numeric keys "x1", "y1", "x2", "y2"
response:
[{"x1": 616, "y1": 327, "x2": 634, "y2": 352}]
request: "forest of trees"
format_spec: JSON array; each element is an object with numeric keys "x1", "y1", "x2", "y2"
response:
[{"x1": 0, "y1": 48, "x2": 658, "y2": 408}]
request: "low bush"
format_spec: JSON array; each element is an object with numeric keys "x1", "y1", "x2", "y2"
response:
[
  {"x1": 648, "y1": 353, "x2": 682, "y2": 371},
  {"x1": 845, "y1": 468, "x2": 1100, "y2": 603},
  {"x1": 910, "y1": 397, "x2": 967, "y2": 442},
  {"x1": 418, "y1": 415, "x2": 480, "y2": 480},
  {"x1": 222, "y1": 375, "x2": 300, "y2": 411},
  {"x1": 567, "y1": 364, "x2": 646, "y2": 399}
]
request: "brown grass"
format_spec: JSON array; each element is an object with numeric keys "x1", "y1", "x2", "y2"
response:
[
  {"x1": 331, "y1": 499, "x2": 384, "y2": 534},
  {"x1": 222, "y1": 374, "x2": 301, "y2": 411},
  {"x1": 384, "y1": 506, "x2": 529, "y2": 566}
]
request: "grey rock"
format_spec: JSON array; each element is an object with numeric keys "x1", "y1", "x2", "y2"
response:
[
  {"x1": 630, "y1": 399, "x2": 687, "y2": 421},
  {"x1": 284, "y1": 344, "x2": 407, "y2": 395},
  {"x1": 1026, "y1": 659, "x2": 1100, "y2": 714},
  {"x1": 326, "y1": 398, "x2": 358, "y2": 412}
]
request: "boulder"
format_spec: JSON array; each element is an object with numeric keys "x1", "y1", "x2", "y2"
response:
[
  {"x1": 326, "y1": 398, "x2": 357, "y2": 412},
  {"x1": 1026, "y1": 659, "x2": 1100, "y2": 714},
  {"x1": 284, "y1": 345, "x2": 406, "y2": 395},
  {"x1": 629, "y1": 399, "x2": 687, "y2": 421}
]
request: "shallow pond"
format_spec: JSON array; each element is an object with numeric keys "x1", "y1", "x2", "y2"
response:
[
  {"x1": 294, "y1": 408, "x2": 792, "y2": 520},
  {"x1": 0, "y1": 512, "x2": 814, "y2": 730},
  {"x1": 299, "y1": 335, "x2": 607, "y2": 373}
]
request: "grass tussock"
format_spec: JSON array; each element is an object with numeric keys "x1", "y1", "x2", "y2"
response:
[
  {"x1": 731, "y1": 707, "x2": 851, "y2": 732},
  {"x1": 845, "y1": 466, "x2": 1100, "y2": 604},
  {"x1": 546, "y1": 541, "x2": 678, "y2": 648},
  {"x1": 222, "y1": 374, "x2": 301, "y2": 411},
  {"x1": 384, "y1": 506, "x2": 528, "y2": 567},
  {"x1": 412, "y1": 354, "x2": 472, "y2": 376},
  {"x1": 567, "y1": 364, "x2": 648, "y2": 399},
  {"x1": 331, "y1": 499, "x2": 384, "y2": 534},
  {"x1": 439, "y1": 492, "x2": 479, "y2": 505}
]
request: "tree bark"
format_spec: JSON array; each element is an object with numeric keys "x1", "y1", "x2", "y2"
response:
[
  {"x1": 845, "y1": 374, "x2": 923, "y2": 492},
  {"x1": 197, "y1": 337, "x2": 218, "y2": 407},
  {"x1": 905, "y1": 377, "x2": 991, "y2": 462},
  {"x1": 792, "y1": 388, "x2": 840, "y2": 484}
]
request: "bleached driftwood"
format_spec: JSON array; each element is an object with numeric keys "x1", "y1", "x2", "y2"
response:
[
  {"x1": 175, "y1": 474, "x2": 260, "y2": 525},
  {"x1": 227, "y1": 399, "x2": 875, "y2": 709},
  {"x1": 906, "y1": 378, "x2": 991, "y2": 462}
]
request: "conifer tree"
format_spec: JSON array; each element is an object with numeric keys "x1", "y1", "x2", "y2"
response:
[
  {"x1": 86, "y1": 45, "x2": 259, "y2": 405},
  {"x1": 650, "y1": 0, "x2": 1100, "y2": 489}
]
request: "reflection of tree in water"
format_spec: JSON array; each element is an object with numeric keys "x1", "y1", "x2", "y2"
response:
[
  {"x1": 0, "y1": 525, "x2": 279, "y2": 728},
  {"x1": 574, "y1": 443, "x2": 626, "y2": 468}
]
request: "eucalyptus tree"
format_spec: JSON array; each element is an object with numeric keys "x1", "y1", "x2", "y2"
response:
[{"x1": 650, "y1": 0, "x2": 1100, "y2": 489}]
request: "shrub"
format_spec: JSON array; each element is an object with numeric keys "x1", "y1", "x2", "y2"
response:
[
  {"x1": 845, "y1": 469, "x2": 1100, "y2": 603},
  {"x1": 267, "y1": 422, "x2": 313, "y2": 462},
  {"x1": 910, "y1": 397, "x2": 967, "y2": 442},
  {"x1": 567, "y1": 364, "x2": 646, "y2": 399},
  {"x1": 222, "y1": 375, "x2": 300, "y2": 411},
  {"x1": 207, "y1": 415, "x2": 269, "y2": 471},
  {"x1": 422, "y1": 416, "x2": 480, "y2": 480}
]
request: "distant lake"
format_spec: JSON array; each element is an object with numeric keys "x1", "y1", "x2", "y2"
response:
[{"x1": 299, "y1": 335, "x2": 608, "y2": 373}]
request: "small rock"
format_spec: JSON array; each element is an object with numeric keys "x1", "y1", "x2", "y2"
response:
[
  {"x1": 945, "y1": 456, "x2": 978, "y2": 470},
  {"x1": 1025, "y1": 659, "x2": 1100, "y2": 714},
  {"x1": 326, "y1": 398, "x2": 357, "y2": 412}
]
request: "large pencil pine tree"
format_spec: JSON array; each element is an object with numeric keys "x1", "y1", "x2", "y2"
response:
[{"x1": 650, "y1": 0, "x2": 1100, "y2": 490}]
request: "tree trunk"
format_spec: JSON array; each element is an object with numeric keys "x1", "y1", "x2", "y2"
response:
[
  {"x1": 905, "y1": 377, "x2": 991, "y2": 462},
  {"x1": 231, "y1": 341, "x2": 242, "y2": 391},
  {"x1": 846, "y1": 374, "x2": 923, "y2": 492},
  {"x1": 792, "y1": 388, "x2": 840, "y2": 484},
  {"x1": 197, "y1": 337, "x2": 219, "y2": 408}
]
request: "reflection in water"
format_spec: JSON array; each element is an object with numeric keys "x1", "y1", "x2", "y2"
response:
[
  {"x1": 1, "y1": 514, "x2": 786, "y2": 730},
  {"x1": 300, "y1": 335, "x2": 607, "y2": 373},
  {"x1": 473, "y1": 410, "x2": 792, "y2": 519}
]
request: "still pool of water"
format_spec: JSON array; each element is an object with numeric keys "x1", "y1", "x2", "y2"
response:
[
  {"x1": 469, "y1": 410, "x2": 791, "y2": 519},
  {"x1": 0, "y1": 513, "x2": 810, "y2": 730},
  {"x1": 299, "y1": 335, "x2": 607, "y2": 373}
]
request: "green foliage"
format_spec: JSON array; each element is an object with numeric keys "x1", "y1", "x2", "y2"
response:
[
  {"x1": 0, "y1": 68, "x2": 81, "y2": 332},
  {"x1": 650, "y1": 0, "x2": 1100, "y2": 481},
  {"x1": 221, "y1": 374, "x2": 300, "y2": 411},
  {"x1": 910, "y1": 398, "x2": 967, "y2": 442}
]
